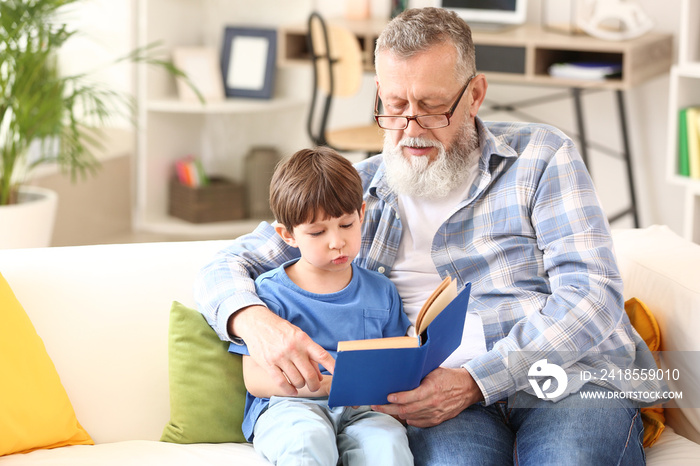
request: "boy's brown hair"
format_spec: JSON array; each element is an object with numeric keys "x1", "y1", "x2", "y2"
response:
[{"x1": 269, "y1": 146, "x2": 364, "y2": 231}]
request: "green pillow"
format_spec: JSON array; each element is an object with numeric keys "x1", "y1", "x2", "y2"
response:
[{"x1": 161, "y1": 301, "x2": 247, "y2": 443}]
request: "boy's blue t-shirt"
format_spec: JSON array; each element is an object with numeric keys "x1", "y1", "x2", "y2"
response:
[{"x1": 228, "y1": 259, "x2": 409, "y2": 441}]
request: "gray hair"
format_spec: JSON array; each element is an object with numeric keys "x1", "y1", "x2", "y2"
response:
[{"x1": 375, "y1": 7, "x2": 476, "y2": 81}]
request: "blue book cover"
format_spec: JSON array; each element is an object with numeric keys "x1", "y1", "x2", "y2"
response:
[{"x1": 327, "y1": 282, "x2": 471, "y2": 408}]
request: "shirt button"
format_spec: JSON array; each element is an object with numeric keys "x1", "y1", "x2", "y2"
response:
[
  {"x1": 378, "y1": 266, "x2": 386, "y2": 274},
  {"x1": 395, "y1": 213, "x2": 400, "y2": 219}
]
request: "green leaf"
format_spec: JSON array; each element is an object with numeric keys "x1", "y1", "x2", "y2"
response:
[{"x1": 0, "y1": 0, "x2": 203, "y2": 205}]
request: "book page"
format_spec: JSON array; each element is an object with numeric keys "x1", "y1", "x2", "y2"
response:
[
  {"x1": 415, "y1": 277, "x2": 458, "y2": 335},
  {"x1": 336, "y1": 276, "x2": 457, "y2": 351},
  {"x1": 337, "y1": 335, "x2": 420, "y2": 351}
]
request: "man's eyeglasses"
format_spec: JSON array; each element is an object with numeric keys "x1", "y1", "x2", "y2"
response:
[{"x1": 374, "y1": 75, "x2": 476, "y2": 130}]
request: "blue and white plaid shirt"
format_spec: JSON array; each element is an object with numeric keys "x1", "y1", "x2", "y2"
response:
[{"x1": 195, "y1": 117, "x2": 660, "y2": 405}]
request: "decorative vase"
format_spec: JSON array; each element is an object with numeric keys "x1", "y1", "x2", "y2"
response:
[
  {"x1": 0, "y1": 186, "x2": 58, "y2": 249},
  {"x1": 244, "y1": 147, "x2": 280, "y2": 219}
]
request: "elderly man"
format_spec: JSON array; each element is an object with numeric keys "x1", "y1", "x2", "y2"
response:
[{"x1": 196, "y1": 7, "x2": 656, "y2": 465}]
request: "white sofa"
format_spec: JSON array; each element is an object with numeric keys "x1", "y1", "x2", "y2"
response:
[{"x1": 0, "y1": 225, "x2": 699, "y2": 465}]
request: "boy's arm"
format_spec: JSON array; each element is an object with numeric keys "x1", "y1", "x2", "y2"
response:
[{"x1": 242, "y1": 355, "x2": 333, "y2": 398}]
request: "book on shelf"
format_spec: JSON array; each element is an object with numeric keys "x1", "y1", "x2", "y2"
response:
[
  {"x1": 327, "y1": 276, "x2": 471, "y2": 408},
  {"x1": 174, "y1": 156, "x2": 209, "y2": 188},
  {"x1": 685, "y1": 107, "x2": 700, "y2": 179},
  {"x1": 548, "y1": 61, "x2": 622, "y2": 81},
  {"x1": 679, "y1": 107, "x2": 691, "y2": 177}
]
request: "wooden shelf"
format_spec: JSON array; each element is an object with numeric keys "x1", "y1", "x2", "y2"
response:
[
  {"x1": 146, "y1": 97, "x2": 304, "y2": 114},
  {"x1": 675, "y1": 63, "x2": 700, "y2": 79},
  {"x1": 669, "y1": 175, "x2": 700, "y2": 193},
  {"x1": 279, "y1": 22, "x2": 673, "y2": 90},
  {"x1": 136, "y1": 214, "x2": 267, "y2": 238},
  {"x1": 279, "y1": 17, "x2": 387, "y2": 71}
]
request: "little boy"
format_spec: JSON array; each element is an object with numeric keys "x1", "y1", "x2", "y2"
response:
[{"x1": 229, "y1": 147, "x2": 413, "y2": 465}]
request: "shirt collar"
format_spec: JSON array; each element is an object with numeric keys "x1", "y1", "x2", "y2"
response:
[{"x1": 475, "y1": 116, "x2": 519, "y2": 165}]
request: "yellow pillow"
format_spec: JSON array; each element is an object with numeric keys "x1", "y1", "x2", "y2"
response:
[
  {"x1": 640, "y1": 406, "x2": 666, "y2": 448},
  {"x1": 624, "y1": 297, "x2": 664, "y2": 448},
  {"x1": 625, "y1": 297, "x2": 661, "y2": 352},
  {"x1": 0, "y1": 272, "x2": 93, "y2": 456}
]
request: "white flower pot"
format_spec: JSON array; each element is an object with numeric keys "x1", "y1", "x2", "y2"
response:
[{"x1": 0, "y1": 186, "x2": 58, "y2": 249}]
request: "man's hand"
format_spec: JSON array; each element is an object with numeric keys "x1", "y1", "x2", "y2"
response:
[
  {"x1": 230, "y1": 305, "x2": 336, "y2": 395},
  {"x1": 372, "y1": 367, "x2": 484, "y2": 428}
]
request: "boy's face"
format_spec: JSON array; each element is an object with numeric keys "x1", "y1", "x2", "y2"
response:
[{"x1": 275, "y1": 204, "x2": 365, "y2": 276}]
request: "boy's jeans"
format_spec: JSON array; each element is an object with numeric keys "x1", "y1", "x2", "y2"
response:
[
  {"x1": 408, "y1": 383, "x2": 645, "y2": 465},
  {"x1": 253, "y1": 397, "x2": 413, "y2": 466}
]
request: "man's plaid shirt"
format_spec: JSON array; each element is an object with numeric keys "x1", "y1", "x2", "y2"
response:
[{"x1": 195, "y1": 117, "x2": 661, "y2": 405}]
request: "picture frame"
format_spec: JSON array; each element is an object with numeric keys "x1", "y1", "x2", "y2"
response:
[
  {"x1": 221, "y1": 27, "x2": 277, "y2": 99},
  {"x1": 172, "y1": 47, "x2": 225, "y2": 102}
]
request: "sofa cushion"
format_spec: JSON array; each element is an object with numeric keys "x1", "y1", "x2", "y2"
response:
[
  {"x1": 0, "y1": 273, "x2": 93, "y2": 456},
  {"x1": 0, "y1": 440, "x2": 270, "y2": 465},
  {"x1": 161, "y1": 302, "x2": 246, "y2": 444},
  {"x1": 644, "y1": 427, "x2": 700, "y2": 465}
]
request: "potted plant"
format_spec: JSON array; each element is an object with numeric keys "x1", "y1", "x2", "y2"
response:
[{"x1": 0, "y1": 0, "x2": 197, "y2": 248}]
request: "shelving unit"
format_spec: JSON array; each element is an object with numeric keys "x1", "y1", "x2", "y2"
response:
[
  {"x1": 134, "y1": 0, "x2": 306, "y2": 237},
  {"x1": 280, "y1": 22, "x2": 672, "y2": 90},
  {"x1": 665, "y1": 0, "x2": 700, "y2": 243},
  {"x1": 279, "y1": 17, "x2": 387, "y2": 72}
]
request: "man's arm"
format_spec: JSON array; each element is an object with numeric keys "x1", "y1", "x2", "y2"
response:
[
  {"x1": 194, "y1": 222, "x2": 335, "y2": 394},
  {"x1": 242, "y1": 355, "x2": 332, "y2": 399},
  {"x1": 230, "y1": 305, "x2": 335, "y2": 393},
  {"x1": 462, "y1": 138, "x2": 624, "y2": 406}
]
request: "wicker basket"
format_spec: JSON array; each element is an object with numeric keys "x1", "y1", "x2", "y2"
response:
[{"x1": 168, "y1": 177, "x2": 245, "y2": 223}]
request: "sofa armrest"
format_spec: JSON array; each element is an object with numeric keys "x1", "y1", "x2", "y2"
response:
[{"x1": 612, "y1": 225, "x2": 700, "y2": 444}]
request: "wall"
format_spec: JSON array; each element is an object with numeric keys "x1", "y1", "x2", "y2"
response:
[{"x1": 30, "y1": 129, "x2": 134, "y2": 246}]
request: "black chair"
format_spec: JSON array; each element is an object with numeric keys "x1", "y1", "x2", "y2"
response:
[{"x1": 306, "y1": 12, "x2": 384, "y2": 156}]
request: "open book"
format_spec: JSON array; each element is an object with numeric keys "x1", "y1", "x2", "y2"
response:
[
  {"x1": 328, "y1": 277, "x2": 471, "y2": 408},
  {"x1": 336, "y1": 276, "x2": 459, "y2": 351}
]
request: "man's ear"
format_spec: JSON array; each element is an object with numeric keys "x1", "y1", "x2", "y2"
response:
[
  {"x1": 468, "y1": 74, "x2": 488, "y2": 118},
  {"x1": 274, "y1": 224, "x2": 298, "y2": 248}
]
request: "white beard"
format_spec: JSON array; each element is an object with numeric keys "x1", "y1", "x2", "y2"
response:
[{"x1": 383, "y1": 120, "x2": 479, "y2": 199}]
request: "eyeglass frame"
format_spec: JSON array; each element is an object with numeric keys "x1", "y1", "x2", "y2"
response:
[{"x1": 373, "y1": 75, "x2": 477, "y2": 130}]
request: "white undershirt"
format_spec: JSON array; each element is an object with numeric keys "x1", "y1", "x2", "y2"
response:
[{"x1": 389, "y1": 152, "x2": 487, "y2": 367}]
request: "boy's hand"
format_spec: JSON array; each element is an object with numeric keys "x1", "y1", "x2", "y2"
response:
[
  {"x1": 230, "y1": 305, "x2": 336, "y2": 395},
  {"x1": 306, "y1": 374, "x2": 333, "y2": 398}
]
